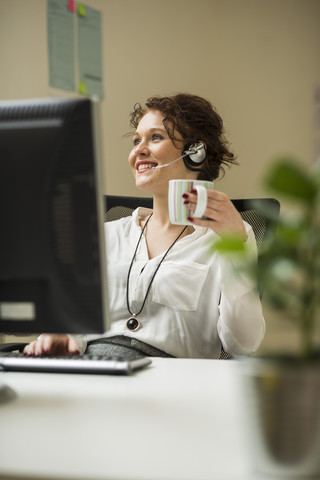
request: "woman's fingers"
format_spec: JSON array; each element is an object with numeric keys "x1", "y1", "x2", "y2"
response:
[
  {"x1": 23, "y1": 340, "x2": 38, "y2": 356},
  {"x1": 23, "y1": 335, "x2": 79, "y2": 356},
  {"x1": 184, "y1": 189, "x2": 247, "y2": 239}
]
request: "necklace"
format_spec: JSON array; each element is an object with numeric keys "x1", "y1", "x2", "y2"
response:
[{"x1": 126, "y1": 213, "x2": 188, "y2": 331}]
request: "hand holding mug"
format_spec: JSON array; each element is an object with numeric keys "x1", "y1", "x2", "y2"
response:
[
  {"x1": 185, "y1": 189, "x2": 248, "y2": 240},
  {"x1": 168, "y1": 179, "x2": 214, "y2": 226}
]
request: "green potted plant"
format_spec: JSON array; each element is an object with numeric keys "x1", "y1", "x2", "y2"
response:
[{"x1": 214, "y1": 156, "x2": 320, "y2": 477}]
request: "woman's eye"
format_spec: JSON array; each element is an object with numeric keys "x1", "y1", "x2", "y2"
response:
[
  {"x1": 152, "y1": 133, "x2": 163, "y2": 141},
  {"x1": 132, "y1": 133, "x2": 164, "y2": 146}
]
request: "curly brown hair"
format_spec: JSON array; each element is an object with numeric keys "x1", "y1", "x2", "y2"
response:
[{"x1": 129, "y1": 93, "x2": 237, "y2": 180}]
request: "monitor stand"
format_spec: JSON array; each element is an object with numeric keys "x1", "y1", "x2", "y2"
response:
[{"x1": 0, "y1": 382, "x2": 16, "y2": 403}]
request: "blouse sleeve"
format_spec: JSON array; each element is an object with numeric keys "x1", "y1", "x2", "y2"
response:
[
  {"x1": 216, "y1": 224, "x2": 266, "y2": 356},
  {"x1": 68, "y1": 335, "x2": 87, "y2": 355}
]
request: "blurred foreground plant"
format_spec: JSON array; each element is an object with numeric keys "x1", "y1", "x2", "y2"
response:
[{"x1": 213, "y1": 157, "x2": 320, "y2": 360}]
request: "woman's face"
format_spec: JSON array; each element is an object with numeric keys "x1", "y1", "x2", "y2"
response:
[{"x1": 128, "y1": 109, "x2": 197, "y2": 194}]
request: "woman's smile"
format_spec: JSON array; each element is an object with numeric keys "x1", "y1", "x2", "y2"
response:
[{"x1": 135, "y1": 160, "x2": 158, "y2": 173}]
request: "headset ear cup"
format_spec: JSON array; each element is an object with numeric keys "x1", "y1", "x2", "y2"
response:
[{"x1": 183, "y1": 142, "x2": 206, "y2": 167}]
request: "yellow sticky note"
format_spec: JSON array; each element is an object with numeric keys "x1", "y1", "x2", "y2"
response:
[
  {"x1": 77, "y1": 3, "x2": 86, "y2": 17},
  {"x1": 79, "y1": 81, "x2": 87, "y2": 95}
]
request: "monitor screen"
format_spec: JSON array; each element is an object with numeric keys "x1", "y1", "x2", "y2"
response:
[{"x1": 0, "y1": 97, "x2": 109, "y2": 335}]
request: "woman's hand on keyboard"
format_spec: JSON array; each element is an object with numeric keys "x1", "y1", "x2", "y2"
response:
[{"x1": 23, "y1": 334, "x2": 80, "y2": 356}]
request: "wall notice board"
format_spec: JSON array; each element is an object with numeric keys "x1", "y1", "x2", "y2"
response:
[{"x1": 47, "y1": 0, "x2": 104, "y2": 98}]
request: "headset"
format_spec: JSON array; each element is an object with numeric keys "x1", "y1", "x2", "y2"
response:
[{"x1": 182, "y1": 142, "x2": 206, "y2": 171}]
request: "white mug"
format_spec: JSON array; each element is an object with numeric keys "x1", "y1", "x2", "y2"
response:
[{"x1": 168, "y1": 179, "x2": 214, "y2": 225}]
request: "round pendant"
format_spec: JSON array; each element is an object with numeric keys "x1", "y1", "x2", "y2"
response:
[{"x1": 126, "y1": 317, "x2": 140, "y2": 331}]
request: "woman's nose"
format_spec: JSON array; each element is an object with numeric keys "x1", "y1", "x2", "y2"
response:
[{"x1": 134, "y1": 140, "x2": 149, "y2": 156}]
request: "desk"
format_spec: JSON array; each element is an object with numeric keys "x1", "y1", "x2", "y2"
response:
[{"x1": 0, "y1": 358, "x2": 261, "y2": 480}]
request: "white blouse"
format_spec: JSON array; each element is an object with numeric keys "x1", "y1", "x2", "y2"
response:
[{"x1": 75, "y1": 207, "x2": 265, "y2": 358}]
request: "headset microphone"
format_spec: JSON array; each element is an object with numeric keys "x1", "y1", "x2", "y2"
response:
[{"x1": 151, "y1": 153, "x2": 187, "y2": 170}]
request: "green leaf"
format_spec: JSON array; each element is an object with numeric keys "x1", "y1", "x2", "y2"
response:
[
  {"x1": 211, "y1": 235, "x2": 247, "y2": 254},
  {"x1": 265, "y1": 158, "x2": 318, "y2": 203}
]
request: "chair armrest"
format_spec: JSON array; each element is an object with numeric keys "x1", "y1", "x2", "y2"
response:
[{"x1": 0, "y1": 342, "x2": 28, "y2": 353}]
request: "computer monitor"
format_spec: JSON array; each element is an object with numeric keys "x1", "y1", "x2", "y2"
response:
[{"x1": 0, "y1": 97, "x2": 109, "y2": 335}]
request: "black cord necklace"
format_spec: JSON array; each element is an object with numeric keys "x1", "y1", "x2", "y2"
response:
[{"x1": 126, "y1": 213, "x2": 188, "y2": 331}]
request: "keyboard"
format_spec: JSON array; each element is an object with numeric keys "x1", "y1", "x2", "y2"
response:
[{"x1": 0, "y1": 352, "x2": 152, "y2": 375}]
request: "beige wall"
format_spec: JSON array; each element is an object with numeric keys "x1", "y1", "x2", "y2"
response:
[
  {"x1": 1, "y1": 0, "x2": 320, "y2": 350},
  {"x1": 1, "y1": 0, "x2": 320, "y2": 199}
]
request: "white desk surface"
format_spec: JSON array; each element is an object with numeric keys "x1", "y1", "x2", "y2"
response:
[{"x1": 0, "y1": 358, "x2": 268, "y2": 480}]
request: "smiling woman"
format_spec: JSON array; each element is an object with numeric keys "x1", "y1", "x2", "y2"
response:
[
  {"x1": 132, "y1": 126, "x2": 187, "y2": 174},
  {"x1": 24, "y1": 93, "x2": 265, "y2": 360},
  {"x1": 128, "y1": 109, "x2": 191, "y2": 193},
  {"x1": 132, "y1": 121, "x2": 178, "y2": 169}
]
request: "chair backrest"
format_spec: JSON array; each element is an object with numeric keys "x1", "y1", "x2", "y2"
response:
[
  {"x1": 104, "y1": 195, "x2": 280, "y2": 254},
  {"x1": 104, "y1": 195, "x2": 153, "y2": 221},
  {"x1": 230, "y1": 198, "x2": 280, "y2": 253}
]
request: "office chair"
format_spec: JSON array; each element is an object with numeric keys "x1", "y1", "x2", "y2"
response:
[{"x1": 0, "y1": 195, "x2": 280, "y2": 358}]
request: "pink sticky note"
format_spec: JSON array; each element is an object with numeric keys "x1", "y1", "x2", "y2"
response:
[{"x1": 68, "y1": 0, "x2": 76, "y2": 12}]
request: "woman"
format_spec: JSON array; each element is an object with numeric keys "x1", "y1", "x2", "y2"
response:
[{"x1": 24, "y1": 93, "x2": 265, "y2": 358}]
